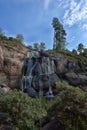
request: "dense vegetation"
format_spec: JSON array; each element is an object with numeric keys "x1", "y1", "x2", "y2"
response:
[
  {"x1": 0, "y1": 83, "x2": 87, "y2": 129},
  {"x1": 0, "y1": 90, "x2": 47, "y2": 130}
]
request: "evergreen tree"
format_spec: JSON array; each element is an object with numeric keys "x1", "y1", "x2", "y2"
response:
[
  {"x1": 83, "y1": 48, "x2": 87, "y2": 56},
  {"x1": 77, "y1": 43, "x2": 84, "y2": 54},
  {"x1": 72, "y1": 49, "x2": 77, "y2": 55},
  {"x1": 33, "y1": 43, "x2": 39, "y2": 50},
  {"x1": 40, "y1": 42, "x2": 45, "y2": 51},
  {"x1": 16, "y1": 34, "x2": 24, "y2": 42},
  {"x1": 52, "y1": 17, "x2": 66, "y2": 50}
]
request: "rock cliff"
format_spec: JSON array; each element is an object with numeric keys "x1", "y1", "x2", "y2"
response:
[
  {"x1": 0, "y1": 41, "x2": 87, "y2": 94},
  {"x1": 0, "y1": 41, "x2": 28, "y2": 90}
]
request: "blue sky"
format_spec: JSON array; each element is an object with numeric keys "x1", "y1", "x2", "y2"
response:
[{"x1": 0, "y1": 0, "x2": 87, "y2": 50}]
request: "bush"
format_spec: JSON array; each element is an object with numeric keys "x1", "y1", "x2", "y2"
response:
[
  {"x1": 47, "y1": 81, "x2": 87, "y2": 130},
  {"x1": 0, "y1": 90, "x2": 47, "y2": 130}
]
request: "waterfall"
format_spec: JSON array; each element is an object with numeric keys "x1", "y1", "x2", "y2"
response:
[
  {"x1": 22, "y1": 76, "x2": 27, "y2": 92},
  {"x1": 26, "y1": 59, "x2": 33, "y2": 75},
  {"x1": 26, "y1": 59, "x2": 38, "y2": 88},
  {"x1": 44, "y1": 57, "x2": 54, "y2": 98},
  {"x1": 22, "y1": 51, "x2": 55, "y2": 98},
  {"x1": 51, "y1": 59, "x2": 55, "y2": 73},
  {"x1": 22, "y1": 58, "x2": 38, "y2": 97},
  {"x1": 47, "y1": 57, "x2": 51, "y2": 74}
]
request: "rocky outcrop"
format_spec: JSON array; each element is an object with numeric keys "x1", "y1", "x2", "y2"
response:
[
  {"x1": 0, "y1": 46, "x2": 4, "y2": 71},
  {"x1": 0, "y1": 43, "x2": 28, "y2": 89},
  {"x1": 65, "y1": 72, "x2": 87, "y2": 86},
  {"x1": 54, "y1": 57, "x2": 68, "y2": 75},
  {"x1": 21, "y1": 50, "x2": 87, "y2": 97},
  {"x1": 42, "y1": 120, "x2": 65, "y2": 130},
  {"x1": 0, "y1": 41, "x2": 87, "y2": 93}
]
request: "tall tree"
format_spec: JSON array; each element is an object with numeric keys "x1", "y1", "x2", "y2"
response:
[
  {"x1": 83, "y1": 48, "x2": 87, "y2": 56},
  {"x1": 16, "y1": 34, "x2": 24, "y2": 42},
  {"x1": 72, "y1": 49, "x2": 77, "y2": 55},
  {"x1": 40, "y1": 42, "x2": 45, "y2": 51},
  {"x1": 33, "y1": 43, "x2": 39, "y2": 51},
  {"x1": 52, "y1": 17, "x2": 67, "y2": 50},
  {"x1": 0, "y1": 28, "x2": 4, "y2": 36},
  {"x1": 77, "y1": 43, "x2": 84, "y2": 54}
]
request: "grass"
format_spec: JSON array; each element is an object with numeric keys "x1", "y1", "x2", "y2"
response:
[{"x1": 47, "y1": 49, "x2": 87, "y2": 65}]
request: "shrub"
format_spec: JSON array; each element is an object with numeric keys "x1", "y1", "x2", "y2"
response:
[
  {"x1": 0, "y1": 90, "x2": 47, "y2": 130},
  {"x1": 47, "y1": 81, "x2": 87, "y2": 130}
]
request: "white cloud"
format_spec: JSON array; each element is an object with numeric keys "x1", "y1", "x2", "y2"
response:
[
  {"x1": 82, "y1": 24, "x2": 87, "y2": 29},
  {"x1": 62, "y1": 0, "x2": 87, "y2": 26},
  {"x1": 44, "y1": 0, "x2": 51, "y2": 10}
]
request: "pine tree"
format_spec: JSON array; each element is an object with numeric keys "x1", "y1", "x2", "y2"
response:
[{"x1": 52, "y1": 17, "x2": 66, "y2": 50}]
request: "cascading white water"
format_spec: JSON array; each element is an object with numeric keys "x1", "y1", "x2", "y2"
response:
[
  {"x1": 22, "y1": 51, "x2": 55, "y2": 98},
  {"x1": 51, "y1": 59, "x2": 55, "y2": 73},
  {"x1": 28, "y1": 59, "x2": 38, "y2": 90},
  {"x1": 44, "y1": 57, "x2": 55, "y2": 98}
]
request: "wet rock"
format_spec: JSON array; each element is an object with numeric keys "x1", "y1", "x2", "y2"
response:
[{"x1": 42, "y1": 120, "x2": 65, "y2": 130}]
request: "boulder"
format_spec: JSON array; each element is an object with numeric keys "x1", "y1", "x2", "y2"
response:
[
  {"x1": 42, "y1": 120, "x2": 65, "y2": 130},
  {"x1": 0, "y1": 84, "x2": 10, "y2": 93},
  {"x1": 67, "y1": 61, "x2": 80, "y2": 71},
  {"x1": 65, "y1": 72, "x2": 87, "y2": 86},
  {"x1": 54, "y1": 57, "x2": 67, "y2": 75}
]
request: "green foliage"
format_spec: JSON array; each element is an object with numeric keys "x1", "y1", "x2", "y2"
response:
[
  {"x1": 26, "y1": 45, "x2": 33, "y2": 49},
  {"x1": 47, "y1": 49, "x2": 87, "y2": 68},
  {"x1": 77, "y1": 43, "x2": 84, "y2": 54},
  {"x1": 39, "y1": 42, "x2": 45, "y2": 51},
  {"x1": 0, "y1": 84, "x2": 87, "y2": 129},
  {"x1": 52, "y1": 17, "x2": 67, "y2": 50},
  {"x1": 81, "y1": 48, "x2": 87, "y2": 57},
  {"x1": 0, "y1": 90, "x2": 47, "y2": 130},
  {"x1": 33, "y1": 43, "x2": 39, "y2": 51},
  {"x1": 72, "y1": 49, "x2": 77, "y2": 55},
  {"x1": 33, "y1": 42, "x2": 46, "y2": 51},
  {"x1": 0, "y1": 34, "x2": 8, "y2": 41},
  {"x1": 47, "y1": 81, "x2": 87, "y2": 130}
]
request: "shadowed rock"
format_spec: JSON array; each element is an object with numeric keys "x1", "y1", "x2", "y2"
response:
[{"x1": 42, "y1": 120, "x2": 65, "y2": 130}]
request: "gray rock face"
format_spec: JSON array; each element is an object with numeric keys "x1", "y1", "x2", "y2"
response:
[
  {"x1": 0, "y1": 75, "x2": 7, "y2": 85},
  {"x1": 68, "y1": 61, "x2": 80, "y2": 71},
  {"x1": 0, "y1": 42, "x2": 87, "y2": 93},
  {"x1": 0, "y1": 43, "x2": 27, "y2": 89},
  {"x1": 0, "y1": 46, "x2": 3, "y2": 70},
  {"x1": 54, "y1": 57, "x2": 68, "y2": 75},
  {"x1": 22, "y1": 50, "x2": 87, "y2": 97},
  {"x1": 42, "y1": 120, "x2": 65, "y2": 130},
  {"x1": 22, "y1": 53, "x2": 60, "y2": 98},
  {"x1": 65, "y1": 72, "x2": 87, "y2": 86}
]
